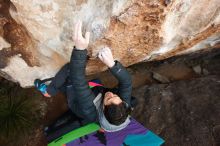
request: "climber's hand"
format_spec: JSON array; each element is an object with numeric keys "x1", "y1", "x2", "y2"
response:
[
  {"x1": 73, "y1": 20, "x2": 90, "y2": 50},
  {"x1": 98, "y1": 47, "x2": 115, "y2": 68}
]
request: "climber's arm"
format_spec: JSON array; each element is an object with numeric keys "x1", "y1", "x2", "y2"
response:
[
  {"x1": 69, "y1": 21, "x2": 97, "y2": 122},
  {"x1": 98, "y1": 47, "x2": 132, "y2": 107},
  {"x1": 109, "y1": 61, "x2": 132, "y2": 107}
]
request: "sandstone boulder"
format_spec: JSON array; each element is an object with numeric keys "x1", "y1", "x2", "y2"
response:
[{"x1": 0, "y1": 0, "x2": 220, "y2": 87}]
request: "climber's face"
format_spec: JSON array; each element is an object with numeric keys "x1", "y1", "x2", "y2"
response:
[{"x1": 104, "y1": 92, "x2": 122, "y2": 106}]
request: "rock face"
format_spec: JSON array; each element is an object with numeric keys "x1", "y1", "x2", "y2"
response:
[
  {"x1": 0, "y1": 0, "x2": 220, "y2": 87},
  {"x1": 132, "y1": 75, "x2": 220, "y2": 146}
]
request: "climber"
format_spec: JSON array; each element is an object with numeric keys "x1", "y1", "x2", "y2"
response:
[{"x1": 34, "y1": 20, "x2": 134, "y2": 132}]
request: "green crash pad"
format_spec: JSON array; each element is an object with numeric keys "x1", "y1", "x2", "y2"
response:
[{"x1": 48, "y1": 123, "x2": 100, "y2": 146}]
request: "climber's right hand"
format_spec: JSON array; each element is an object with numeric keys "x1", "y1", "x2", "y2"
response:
[
  {"x1": 98, "y1": 47, "x2": 115, "y2": 68},
  {"x1": 73, "y1": 20, "x2": 90, "y2": 50}
]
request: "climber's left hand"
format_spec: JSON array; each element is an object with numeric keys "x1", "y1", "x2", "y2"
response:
[{"x1": 73, "y1": 20, "x2": 90, "y2": 50}]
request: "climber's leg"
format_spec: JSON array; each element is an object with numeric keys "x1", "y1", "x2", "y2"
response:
[
  {"x1": 47, "y1": 63, "x2": 70, "y2": 96},
  {"x1": 35, "y1": 63, "x2": 70, "y2": 97}
]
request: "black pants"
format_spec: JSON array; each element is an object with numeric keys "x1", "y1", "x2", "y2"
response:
[
  {"x1": 47, "y1": 63, "x2": 70, "y2": 96},
  {"x1": 46, "y1": 63, "x2": 92, "y2": 125}
]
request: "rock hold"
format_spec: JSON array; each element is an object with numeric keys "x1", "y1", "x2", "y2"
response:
[
  {"x1": 193, "y1": 65, "x2": 202, "y2": 75},
  {"x1": 152, "y1": 72, "x2": 170, "y2": 83}
]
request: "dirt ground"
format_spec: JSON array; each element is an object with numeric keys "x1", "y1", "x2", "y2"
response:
[
  {"x1": 132, "y1": 75, "x2": 220, "y2": 146},
  {"x1": 1, "y1": 49, "x2": 220, "y2": 146}
]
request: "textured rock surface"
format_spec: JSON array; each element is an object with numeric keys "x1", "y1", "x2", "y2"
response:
[
  {"x1": 132, "y1": 75, "x2": 220, "y2": 146},
  {"x1": 0, "y1": 0, "x2": 220, "y2": 87}
]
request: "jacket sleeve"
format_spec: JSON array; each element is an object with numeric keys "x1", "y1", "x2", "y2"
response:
[
  {"x1": 109, "y1": 61, "x2": 132, "y2": 107},
  {"x1": 69, "y1": 48, "x2": 97, "y2": 122}
]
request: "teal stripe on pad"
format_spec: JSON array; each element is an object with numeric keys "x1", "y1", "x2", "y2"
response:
[{"x1": 123, "y1": 130, "x2": 165, "y2": 146}]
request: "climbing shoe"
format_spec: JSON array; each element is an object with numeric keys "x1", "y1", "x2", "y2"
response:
[{"x1": 34, "y1": 79, "x2": 50, "y2": 97}]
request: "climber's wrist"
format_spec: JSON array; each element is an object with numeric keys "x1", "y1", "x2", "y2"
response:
[
  {"x1": 107, "y1": 60, "x2": 115, "y2": 68},
  {"x1": 74, "y1": 46, "x2": 86, "y2": 50}
]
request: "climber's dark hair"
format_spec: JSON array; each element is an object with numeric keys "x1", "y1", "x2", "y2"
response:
[{"x1": 104, "y1": 102, "x2": 131, "y2": 125}]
